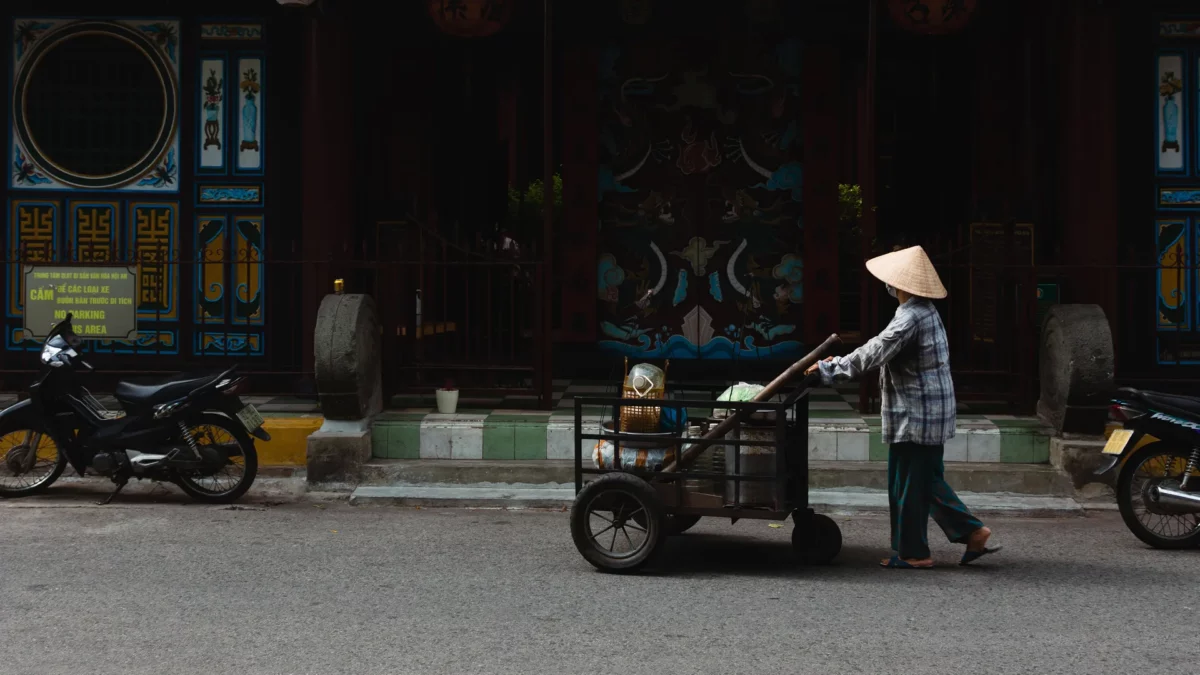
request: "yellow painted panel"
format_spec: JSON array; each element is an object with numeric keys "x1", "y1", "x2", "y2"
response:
[{"x1": 256, "y1": 416, "x2": 323, "y2": 466}]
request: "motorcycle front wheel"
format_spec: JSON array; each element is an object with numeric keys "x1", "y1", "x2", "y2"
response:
[
  {"x1": 1116, "y1": 442, "x2": 1200, "y2": 549},
  {"x1": 174, "y1": 413, "x2": 258, "y2": 504},
  {"x1": 0, "y1": 422, "x2": 68, "y2": 498}
]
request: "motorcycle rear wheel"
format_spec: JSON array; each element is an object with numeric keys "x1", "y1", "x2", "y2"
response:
[
  {"x1": 174, "y1": 413, "x2": 258, "y2": 504},
  {"x1": 0, "y1": 422, "x2": 68, "y2": 498},
  {"x1": 1116, "y1": 442, "x2": 1200, "y2": 549}
]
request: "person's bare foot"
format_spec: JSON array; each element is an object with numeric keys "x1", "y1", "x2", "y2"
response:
[
  {"x1": 965, "y1": 526, "x2": 992, "y2": 552},
  {"x1": 879, "y1": 556, "x2": 934, "y2": 568}
]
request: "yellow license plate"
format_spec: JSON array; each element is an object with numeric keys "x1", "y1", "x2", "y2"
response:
[{"x1": 1102, "y1": 429, "x2": 1134, "y2": 455}]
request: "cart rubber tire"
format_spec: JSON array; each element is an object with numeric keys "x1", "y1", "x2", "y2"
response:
[
  {"x1": 570, "y1": 473, "x2": 667, "y2": 573},
  {"x1": 666, "y1": 514, "x2": 702, "y2": 536},
  {"x1": 792, "y1": 513, "x2": 842, "y2": 565}
]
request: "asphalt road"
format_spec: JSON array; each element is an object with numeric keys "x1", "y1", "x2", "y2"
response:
[{"x1": 1, "y1": 488, "x2": 1195, "y2": 675}]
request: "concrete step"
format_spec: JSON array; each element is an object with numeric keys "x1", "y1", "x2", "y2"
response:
[
  {"x1": 347, "y1": 484, "x2": 1084, "y2": 517},
  {"x1": 359, "y1": 459, "x2": 1074, "y2": 497}
]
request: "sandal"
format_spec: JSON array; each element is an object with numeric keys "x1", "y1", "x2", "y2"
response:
[{"x1": 959, "y1": 546, "x2": 1002, "y2": 566}]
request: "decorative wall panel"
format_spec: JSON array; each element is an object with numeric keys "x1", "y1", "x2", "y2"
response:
[
  {"x1": 235, "y1": 56, "x2": 264, "y2": 174},
  {"x1": 68, "y1": 201, "x2": 119, "y2": 262},
  {"x1": 1157, "y1": 51, "x2": 1187, "y2": 174},
  {"x1": 10, "y1": 19, "x2": 180, "y2": 192},
  {"x1": 596, "y1": 37, "x2": 804, "y2": 359},
  {"x1": 1156, "y1": 218, "x2": 1189, "y2": 331},
  {"x1": 195, "y1": 214, "x2": 228, "y2": 323},
  {"x1": 198, "y1": 54, "x2": 228, "y2": 173}
]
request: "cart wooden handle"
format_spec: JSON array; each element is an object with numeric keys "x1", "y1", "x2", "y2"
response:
[{"x1": 660, "y1": 333, "x2": 842, "y2": 474}]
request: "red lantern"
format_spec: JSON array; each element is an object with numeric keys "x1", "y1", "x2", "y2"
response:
[
  {"x1": 887, "y1": 0, "x2": 978, "y2": 36},
  {"x1": 428, "y1": 0, "x2": 513, "y2": 38}
]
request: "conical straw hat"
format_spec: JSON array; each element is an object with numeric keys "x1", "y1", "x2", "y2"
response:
[{"x1": 864, "y1": 245, "x2": 947, "y2": 299}]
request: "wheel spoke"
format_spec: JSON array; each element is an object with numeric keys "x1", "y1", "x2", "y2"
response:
[{"x1": 588, "y1": 523, "x2": 616, "y2": 542}]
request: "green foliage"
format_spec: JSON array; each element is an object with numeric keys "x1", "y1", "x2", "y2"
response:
[
  {"x1": 838, "y1": 183, "x2": 863, "y2": 223},
  {"x1": 506, "y1": 173, "x2": 563, "y2": 236}
]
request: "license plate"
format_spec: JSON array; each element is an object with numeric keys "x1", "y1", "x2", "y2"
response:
[
  {"x1": 236, "y1": 404, "x2": 264, "y2": 432},
  {"x1": 1102, "y1": 429, "x2": 1133, "y2": 455}
]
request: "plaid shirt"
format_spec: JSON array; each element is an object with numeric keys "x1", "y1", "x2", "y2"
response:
[{"x1": 818, "y1": 298, "x2": 956, "y2": 445}]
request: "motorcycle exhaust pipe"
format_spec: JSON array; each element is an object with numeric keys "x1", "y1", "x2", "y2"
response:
[{"x1": 1151, "y1": 485, "x2": 1200, "y2": 513}]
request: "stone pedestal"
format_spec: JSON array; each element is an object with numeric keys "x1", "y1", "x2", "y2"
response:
[
  {"x1": 308, "y1": 293, "x2": 382, "y2": 483},
  {"x1": 1050, "y1": 435, "x2": 1112, "y2": 489},
  {"x1": 307, "y1": 419, "x2": 372, "y2": 484},
  {"x1": 1037, "y1": 304, "x2": 1114, "y2": 436}
]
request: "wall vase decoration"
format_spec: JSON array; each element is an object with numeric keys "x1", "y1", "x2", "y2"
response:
[
  {"x1": 240, "y1": 68, "x2": 260, "y2": 152},
  {"x1": 1161, "y1": 70, "x2": 1183, "y2": 154},
  {"x1": 203, "y1": 69, "x2": 222, "y2": 150}
]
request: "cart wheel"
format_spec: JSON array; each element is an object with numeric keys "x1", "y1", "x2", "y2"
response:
[
  {"x1": 570, "y1": 473, "x2": 667, "y2": 573},
  {"x1": 792, "y1": 513, "x2": 842, "y2": 565},
  {"x1": 666, "y1": 514, "x2": 702, "y2": 536}
]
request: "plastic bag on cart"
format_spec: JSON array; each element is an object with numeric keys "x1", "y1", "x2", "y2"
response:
[
  {"x1": 712, "y1": 382, "x2": 765, "y2": 419},
  {"x1": 592, "y1": 439, "x2": 677, "y2": 472}
]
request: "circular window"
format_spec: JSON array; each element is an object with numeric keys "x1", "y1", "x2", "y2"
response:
[{"x1": 14, "y1": 22, "x2": 177, "y2": 189}]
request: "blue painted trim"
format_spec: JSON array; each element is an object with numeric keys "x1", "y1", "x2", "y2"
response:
[
  {"x1": 125, "y1": 201, "x2": 179, "y2": 323},
  {"x1": 5, "y1": 198, "x2": 60, "y2": 320},
  {"x1": 193, "y1": 331, "x2": 265, "y2": 357},
  {"x1": 90, "y1": 327, "x2": 180, "y2": 355},
  {"x1": 8, "y1": 17, "x2": 184, "y2": 194},
  {"x1": 1156, "y1": 48, "x2": 1189, "y2": 177},
  {"x1": 194, "y1": 182, "x2": 265, "y2": 208},
  {"x1": 1157, "y1": 186, "x2": 1200, "y2": 209},
  {"x1": 195, "y1": 50, "x2": 229, "y2": 176},
  {"x1": 1156, "y1": 217, "x2": 1191, "y2": 332},
  {"x1": 233, "y1": 52, "x2": 266, "y2": 176}
]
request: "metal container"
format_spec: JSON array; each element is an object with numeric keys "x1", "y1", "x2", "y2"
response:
[
  {"x1": 724, "y1": 424, "x2": 777, "y2": 507},
  {"x1": 682, "y1": 424, "x2": 722, "y2": 495}
]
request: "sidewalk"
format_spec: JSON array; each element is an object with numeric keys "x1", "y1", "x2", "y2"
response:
[{"x1": 372, "y1": 384, "x2": 1052, "y2": 465}]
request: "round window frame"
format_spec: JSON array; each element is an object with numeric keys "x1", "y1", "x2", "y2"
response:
[{"x1": 13, "y1": 21, "x2": 178, "y2": 189}]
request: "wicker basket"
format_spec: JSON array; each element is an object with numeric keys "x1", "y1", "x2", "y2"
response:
[{"x1": 618, "y1": 357, "x2": 669, "y2": 433}]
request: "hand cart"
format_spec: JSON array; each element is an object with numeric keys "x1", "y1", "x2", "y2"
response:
[{"x1": 569, "y1": 335, "x2": 843, "y2": 573}]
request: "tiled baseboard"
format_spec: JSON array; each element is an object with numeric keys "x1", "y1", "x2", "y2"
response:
[{"x1": 371, "y1": 412, "x2": 1052, "y2": 464}]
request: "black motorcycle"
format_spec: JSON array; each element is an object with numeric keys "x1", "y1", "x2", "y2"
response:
[
  {"x1": 1099, "y1": 387, "x2": 1200, "y2": 548},
  {"x1": 0, "y1": 313, "x2": 269, "y2": 504}
]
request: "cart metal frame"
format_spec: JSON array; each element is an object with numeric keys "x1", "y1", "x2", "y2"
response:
[{"x1": 569, "y1": 374, "x2": 842, "y2": 572}]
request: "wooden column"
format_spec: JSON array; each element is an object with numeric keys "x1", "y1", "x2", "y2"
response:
[
  {"x1": 857, "y1": 0, "x2": 880, "y2": 413},
  {"x1": 560, "y1": 47, "x2": 599, "y2": 343},
  {"x1": 301, "y1": 14, "x2": 356, "y2": 373},
  {"x1": 1058, "y1": 3, "x2": 1118, "y2": 323},
  {"x1": 802, "y1": 43, "x2": 841, "y2": 345}
]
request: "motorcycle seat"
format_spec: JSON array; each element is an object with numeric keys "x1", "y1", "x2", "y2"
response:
[
  {"x1": 1124, "y1": 388, "x2": 1200, "y2": 417},
  {"x1": 114, "y1": 370, "x2": 227, "y2": 408}
]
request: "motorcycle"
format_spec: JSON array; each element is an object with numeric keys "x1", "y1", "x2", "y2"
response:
[
  {"x1": 0, "y1": 313, "x2": 269, "y2": 504},
  {"x1": 1098, "y1": 387, "x2": 1200, "y2": 548}
]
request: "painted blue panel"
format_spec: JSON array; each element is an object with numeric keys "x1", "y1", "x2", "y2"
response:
[
  {"x1": 1156, "y1": 49, "x2": 1189, "y2": 176},
  {"x1": 194, "y1": 331, "x2": 264, "y2": 356}
]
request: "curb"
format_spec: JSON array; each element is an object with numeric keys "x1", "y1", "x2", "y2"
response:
[{"x1": 347, "y1": 484, "x2": 1087, "y2": 517}]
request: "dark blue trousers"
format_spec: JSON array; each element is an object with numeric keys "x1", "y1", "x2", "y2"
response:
[{"x1": 888, "y1": 441, "x2": 984, "y2": 559}]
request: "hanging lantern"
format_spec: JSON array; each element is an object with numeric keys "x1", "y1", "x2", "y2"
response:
[
  {"x1": 428, "y1": 0, "x2": 513, "y2": 38},
  {"x1": 619, "y1": 0, "x2": 652, "y2": 25},
  {"x1": 887, "y1": 0, "x2": 978, "y2": 36}
]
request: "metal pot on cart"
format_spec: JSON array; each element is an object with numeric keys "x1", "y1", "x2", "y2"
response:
[{"x1": 568, "y1": 335, "x2": 844, "y2": 573}]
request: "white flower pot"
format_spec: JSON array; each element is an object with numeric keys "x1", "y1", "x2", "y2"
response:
[{"x1": 436, "y1": 389, "x2": 459, "y2": 414}]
